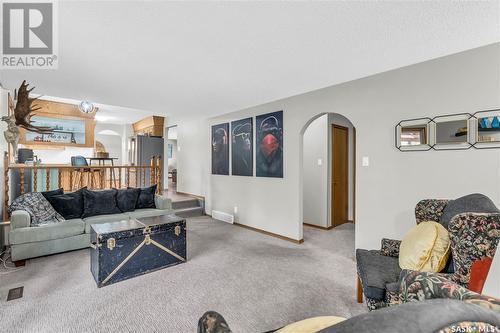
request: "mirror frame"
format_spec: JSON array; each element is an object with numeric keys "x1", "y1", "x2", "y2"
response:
[
  {"x1": 395, "y1": 118, "x2": 432, "y2": 151},
  {"x1": 431, "y1": 113, "x2": 473, "y2": 151},
  {"x1": 471, "y1": 109, "x2": 500, "y2": 149}
]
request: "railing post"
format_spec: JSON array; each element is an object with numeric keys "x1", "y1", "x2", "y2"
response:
[
  {"x1": 58, "y1": 169, "x2": 62, "y2": 190},
  {"x1": 157, "y1": 156, "x2": 163, "y2": 195},
  {"x1": 46, "y1": 168, "x2": 50, "y2": 191},
  {"x1": 150, "y1": 156, "x2": 156, "y2": 189},
  {"x1": 118, "y1": 167, "x2": 122, "y2": 188},
  {"x1": 126, "y1": 167, "x2": 130, "y2": 188},
  {"x1": 3, "y1": 151, "x2": 10, "y2": 221},
  {"x1": 20, "y1": 168, "x2": 25, "y2": 194},
  {"x1": 34, "y1": 166, "x2": 38, "y2": 192}
]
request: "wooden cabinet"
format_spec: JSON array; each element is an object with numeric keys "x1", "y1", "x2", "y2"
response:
[
  {"x1": 19, "y1": 99, "x2": 96, "y2": 148},
  {"x1": 133, "y1": 116, "x2": 165, "y2": 137}
]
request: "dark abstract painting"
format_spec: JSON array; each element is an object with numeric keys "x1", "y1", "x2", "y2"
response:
[
  {"x1": 211, "y1": 123, "x2": 229, "y2": 175},
  {"x1": 256, "y1": 111, "x2": 283, "y2": 178},
  {"x1": 231, "y1": 117, "x2": 253, "y2": 176}
]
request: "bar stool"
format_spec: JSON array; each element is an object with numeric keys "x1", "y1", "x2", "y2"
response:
[{"x1": 71, "y1": 156, "x2": 100, "y2": 190}]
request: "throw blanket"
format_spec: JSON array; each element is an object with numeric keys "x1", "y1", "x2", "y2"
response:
[{"x1": 9, "y1": 192, "x2": 65, "y2": 226}]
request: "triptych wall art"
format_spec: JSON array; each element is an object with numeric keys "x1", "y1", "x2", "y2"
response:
[
  {"x1": 231, "y1": 117, "x2": 253, "y2": 176},
  {"x1": 211, "y1": 110, "x2": 283, "y2": 178},
  {"x1": 211, "y1": 123, "x2": 229, "y2": 175}
]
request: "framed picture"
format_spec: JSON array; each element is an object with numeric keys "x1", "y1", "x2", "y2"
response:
[
  {"x1": 256, "y1": 111, "x2": 283, "y2": 178},
  {"x1": 231, "y1": 117, "x2": 253, "y2": 176},
  {"x1": 211, "y1": 123, "x2": 229, "y2": 175}
]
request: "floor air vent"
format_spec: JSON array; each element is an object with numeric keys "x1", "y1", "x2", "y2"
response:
[{"x1": 212, "y1": 211, "x2": 234, "y2": 224}]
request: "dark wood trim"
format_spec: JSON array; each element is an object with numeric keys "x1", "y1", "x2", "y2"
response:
[
  {"x1": 331, "y1": 124, "x2": 349, "y2": 228},
  {"x1": 234, "y1": 222, "x2": 304, "y2": 244},
  {"x1": 357, "y1": 276, "x2": 363, "y2": 303},
  {"x1": 303, "y1": 222, "x2": 334, "y2": 230}
]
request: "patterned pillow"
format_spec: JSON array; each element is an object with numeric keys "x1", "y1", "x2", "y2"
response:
[{"x1": 9, "y1": 192, "x2": 65, "y2": 226}]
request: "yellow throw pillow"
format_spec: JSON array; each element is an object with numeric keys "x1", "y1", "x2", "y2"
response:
[
  {"x1": 275, "y1": 316, "x2": 346, "y2": 333},
  {"x1": 399, "y1": 221, "x2": 450, "y2": 272}
]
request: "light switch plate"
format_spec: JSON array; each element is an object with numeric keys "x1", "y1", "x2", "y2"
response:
[
  {"x1": 317, "y1": 158, "x2": 322, "y2": 166},
  {"x1": 362, "y1": 156, "x2": 370, "y2": 167}
]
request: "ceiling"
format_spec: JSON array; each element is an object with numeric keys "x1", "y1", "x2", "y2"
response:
[{"x1": 1, "y1": 1, "x2": 499, "y2": 122}]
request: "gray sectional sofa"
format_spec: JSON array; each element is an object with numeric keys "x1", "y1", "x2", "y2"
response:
[{"x1": 9, "y1": 195, "x2": 173, "y2": 261}]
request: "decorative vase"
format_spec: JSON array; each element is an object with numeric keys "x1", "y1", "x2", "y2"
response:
[
  {"x1": 492, "y1": 117, "x2": 500, "y2": 128},
  {"x1": 480, "y1": 118, "x2": 489, "y2": 129}
]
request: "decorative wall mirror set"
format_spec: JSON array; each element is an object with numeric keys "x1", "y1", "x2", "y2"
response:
[{"x1": 395, "y1": 109, "x2": 500, "y2": 151}]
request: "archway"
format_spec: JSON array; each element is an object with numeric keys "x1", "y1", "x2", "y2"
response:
[{"x1": 299, "y1": 112, "x2": 356, "y2": 238}]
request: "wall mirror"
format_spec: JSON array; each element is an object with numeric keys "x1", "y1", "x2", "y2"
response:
[
  {"x1": 432, "y1": 113, "x2": 472, "y2": 150},
  {"x1": 472, "y1": 109, "x2": 500, "y2": 148},
  {"x1": 395, "y1": 118, "x2": 432, "y2": 151}
]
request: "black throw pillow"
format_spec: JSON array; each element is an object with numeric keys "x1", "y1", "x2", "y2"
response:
[
  {"x1": 129, "y1": 185, "x2": 157, "y2": 209},
  {"x1": 41, "y1": 188, "x2": 64, "y2": 200},
  {"x1": 46, "y1": 187, "x2": 86, "y2": 219},
  {"x1": 116, "y1": 188, "x2": 141, "y2": 212},
  {"x1": 82, "y1": 189, "x2": 121, "y2": 218}
]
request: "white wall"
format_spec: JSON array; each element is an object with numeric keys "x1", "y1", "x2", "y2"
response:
[
  {"x1": 303, "y1": 115, "x2": 328, "y2": 227},
  {"x1": 95, "y1": 123, "x2": 126, "y2": 165},
  {"x1": 172, "y1": 44, "x2": 500, "y2": 248},
  {"x1": 170, "y1": 117, "x2": 210, "y2": 199}
]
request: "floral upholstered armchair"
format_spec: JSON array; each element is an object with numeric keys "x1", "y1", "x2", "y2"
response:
[{"x1": 356, "y1": 194, "x2": 500, "y2": 311}]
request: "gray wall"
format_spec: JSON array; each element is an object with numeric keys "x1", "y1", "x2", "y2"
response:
[
  {"x1": 303, "y1": 115, "x2": 328, "y2": 227},
  {"x1": 171, "y1": 43, "x2": 500, "y2": 248},
  {"x1": 302, "y1": 113, "x2": 355, "y2": 228}
]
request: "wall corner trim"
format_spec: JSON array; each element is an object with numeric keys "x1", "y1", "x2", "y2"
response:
[
  {"x1": 303, "y1": 222, "x2": 334, "y2": 230},
  {"x1": 234, "y1": 222, "x2": 304, "y2": 244}
]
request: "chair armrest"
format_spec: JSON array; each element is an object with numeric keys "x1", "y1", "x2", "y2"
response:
[
  {"x1": 399, "y1": 270, "x2": 500, "y2": 311},
  {"x1": 380, "y1": 238, "x2": 401, "y2": 257},
  {"x1": 415, "y1": 199, "x2": 450, "y2": 224},
  {"x1": 155, "y1": 195, "x2": 172, "y2": 210},
  {"x1": 10, "y1": 210, "x2": 31, "y2": 229}
]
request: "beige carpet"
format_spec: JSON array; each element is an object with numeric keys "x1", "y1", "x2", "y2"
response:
[{"x1": 0, "y1": 217, "x2": 365, "y2": 332}]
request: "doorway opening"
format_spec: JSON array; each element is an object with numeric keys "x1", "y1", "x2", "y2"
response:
[
  {"x1": 165, "y1": 125, "x2": 178, "y2": 193},
  {"x1": 301, "y1": 113, "x2": 355, "y2": 233}
]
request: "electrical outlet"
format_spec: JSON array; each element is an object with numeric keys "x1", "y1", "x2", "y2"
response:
[
  {"x1": 234, "y1": 206, "x2": 238, "y2": 214},
  {"x1": 362, "y1": 156, "x2": 370, "y2": 167},
  {"x1": 317, "y1": 158, "x2": 322, "y2": 166}
]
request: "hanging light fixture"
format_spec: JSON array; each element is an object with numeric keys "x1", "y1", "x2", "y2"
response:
[{"x1": 79, "y1": 101, "x2": 95, "y2": 113}]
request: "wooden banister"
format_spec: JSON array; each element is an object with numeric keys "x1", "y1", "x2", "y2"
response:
[{"x1": 3, "y1": 156, "x2": 163, "y2": 220}]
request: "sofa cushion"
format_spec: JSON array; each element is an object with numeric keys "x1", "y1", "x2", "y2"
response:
[
  {"x1": 9, "y1": 219, "x2": 85, "y2": 245},
  {"x1": 356, "y1": 249, "x2": 401, "y2": 301},
  {"x1": 9, "y1": 192, "x2": 65, "y2": 226},
  {"x1": 41, "y1": 188, "x2": 64, "y2": 200},
  {"x1": 399, "y1": 221, "x2": 450, "y2": 272},
  {"x1": 83, "y1": 213, "x2": 129, "y2": 233},
  {"x1": 46, "y1": 188, "x2": 85, "y2": 219},
  {"x1": 116, "y1": 188, "x2": 141, "y2": 212},
  {"x1": 132, "y1": 185, "x2": 157, "y2": 209},
  {"x1": 82, "y1": 189, "x2": 121, "y2": 218},
  {"x1": 440, "y1": 193, "x2": 499, "y2": 229},
  {"x1": 128, "y1": 208, "x2": 170, "y2": 219}
]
